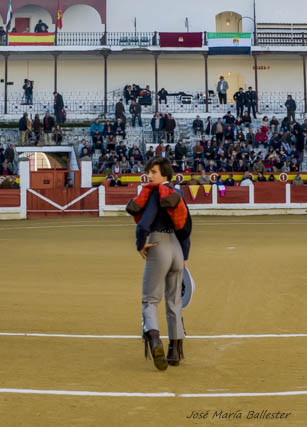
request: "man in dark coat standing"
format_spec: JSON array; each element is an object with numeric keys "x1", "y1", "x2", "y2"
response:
[
  {"x1": 53, "y1": 92, "x2": 65, "y2": 124},
  {"x1": 244, "y1": 86, "x2": 257, "y2": 119},
  {"x1": 233, "y1": 87, "x2": 245, "y2": 118},
  {"x1": 115, "y1": 98, "x2": 126, "y2": 124}
]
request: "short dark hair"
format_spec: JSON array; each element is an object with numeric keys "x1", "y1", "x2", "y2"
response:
[{"x1": 144, "y1": 156, "x2": 173, "y2": 181}]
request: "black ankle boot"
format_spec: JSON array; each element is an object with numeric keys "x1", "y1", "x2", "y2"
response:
[
  {"x1": 167, "y1": 339, "x2": 184, "y2": 366},
  {"x1": 144, "y1": 329, "x2": 168, "y2": 371}
]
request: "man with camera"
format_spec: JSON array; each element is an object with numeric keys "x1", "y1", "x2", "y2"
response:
[{"x1": 23, "y1": 79, "x2": 33, "y2": 105}]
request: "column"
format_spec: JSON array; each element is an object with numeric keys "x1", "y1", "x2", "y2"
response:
[
  {"x1": 4, "y1": 53, "x2": 9, "y2": 115},
  {"x1": 253, "y1": 54, "x2": 259, "y2": 113},
  {"x1": 153, "y1": 52, "x2": 160, "y2": 113},
  {"x1": 53, "y1": 53, "x2": 60, "y2": 93},
  {"x1": 203, "y1": 53, "x2": 209, "y2": 113},
  {"x1": 303, "y1": 54, "x2": 307, "y2": 114},
  {"x1": 103, "y1": 51, "x2": 110, "y2": 115}
]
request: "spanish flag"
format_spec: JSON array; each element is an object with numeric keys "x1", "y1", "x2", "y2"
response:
[
  {"x1": 9, "y1": 32, "x2": 55, "y2": 46},
  {"x1": 57, "y1": 0, "x2": 63, "y2": 30}
]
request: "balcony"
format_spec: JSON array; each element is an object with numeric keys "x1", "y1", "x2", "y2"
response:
[{"x1": 2, "y1": 31, "x2": 307, "y2": 48}]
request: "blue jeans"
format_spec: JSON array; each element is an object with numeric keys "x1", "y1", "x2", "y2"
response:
[{"x1": 132, "y1": 114, "x2": 142, "y2": 127}]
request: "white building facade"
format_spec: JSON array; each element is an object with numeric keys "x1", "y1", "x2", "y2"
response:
[{"x1": 0, "y1": 0, "x2": 306, "y2": 117}]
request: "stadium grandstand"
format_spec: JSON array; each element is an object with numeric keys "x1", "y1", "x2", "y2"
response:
[{"x1": 0, "y1": 0, "x2": 307, "y2": 218}]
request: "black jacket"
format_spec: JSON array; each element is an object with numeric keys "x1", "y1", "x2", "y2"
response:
[{"x1": 245, "y1": 90, "x2": 257, "y2": 104}]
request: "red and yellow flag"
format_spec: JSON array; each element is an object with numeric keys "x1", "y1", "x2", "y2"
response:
[
  {"x1": 9, "y1": 33, "x2": 55, "y2": 46},
  {"x1": 57, "y1": 0, "x2": 63, "y2": 30}
]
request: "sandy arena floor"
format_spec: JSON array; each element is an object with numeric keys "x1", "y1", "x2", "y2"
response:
[{"x1": 0, "y1": 216, "x2": 306, "y2": 426}]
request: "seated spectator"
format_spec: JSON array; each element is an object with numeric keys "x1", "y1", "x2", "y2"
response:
[
  {"x1": 253, "y1": 157, "x2": 265, "y2": 174},
  {"x1": 236, "y1": 159, "x2": 248, "y2": 173},
  {"x1": 235, "y1": 116, "x2": 243, "y2": 130},
  {"x1": 116, "y1": 140, "x2": 127, "y2": 158},
  {"x1": 171, "y1": 159, "x2": 180, "y2": 173},
  {"x1": 146, "y1": 145, "x2": 154, "y2": 161},
  {"x1": 273, "y1": 155, "x2": 285, "y2": 172},
  {"x1": 262, "y1": 116, "x2": 269, "y2": 128},
  {"x1": 53, "y1": 124, "x2": 63, "y2": 146},
  {"x1": 268, "y1": 174, "x2": 276, "y2": 182},
  {"x1": 224, "y1": 125, "x2": 235, "y2": 142},
  {"x1": 292, "y1": 173, "x2": 304, "y2": 186},
  {"x1": 158, "y1": 146, "x2": 169, "y2": 159},
  {"x1": 165, "y1": 144, "x2": 173, "y2": 158},
  {"x1": 103, "y1": 120, "x2": 114, "y2": 138},
  {"x1": 134, "y1": 149, "x2": 143, "y2": 163},
  {"x1": 128, "y1": 144, "x2": 139, "y2": 159},
  {"x1": 43, "y1": 111, "x2": 55, "y2": 145},
  {"x1": 185, "y1": 173, "x2": 198, "y2": 186},
  {"x1": 255, "y1": 127, "x2": 268, "y2": 147},
  {"x1": 0, "y1": 159, "x2": 13, "y2": 176},
  {"x1": 131, "y1": 84, "x2": 141, "y2": 99},
  {"x1": 240, "y1": 172, "x2": 253, "y2": 186},
  {"x1": 205, "y1": 160, "x2": 217, "y2": 173},
  {"x1": 193, "y1": 141, "x2": 204, "y2": 160},
  {"x1": 257, "y1": 172, "x2": 267, "y2": 182},
  {"x1": 290, "y1": 158, "x2": 300, "y2": 172},
  {"x1": 198, "y1": 169, "x2": 210, "y2": 185},
  {"x1": 132, "y1": 160, "x2": 144, "y2": 173},
  {"x1": 224, "y1": 173, "x2": 235, "y2": 186},
  {"x1": 90, "y1": 119, "x2": 103, "y2": 145},
  {"x1": 158, "y1": 88, "x2": 168, "y2": 104},
  {"x1": 246, "y1": 128, "x2": 255, "y2": 147},
  {"x1": 270, "y1": 116, "x2": 279, "y2": 131},
  {"x1": 78, "y1": 139, "x2": 92, "y2": 157},
  {"x1": 180, "y1": 155, "x2": 191, "y2": 173},
  {"x1": 236, "y1": 129, "x2": 246, "y2": 143},
  {"x1": 223, "y1": 111, "x2": 236, "y2": 126},
  {"x1": 106, "y1": 135, "x2": 116, "y2": 152},
  {"x1": 32, "y1": 114, "x2": 42, "y2": 146},
  {"x1": 113, "y1": 118, "x2": 126, "y2": 139},
  {"x1": 212, "y1": 118, "x2": 225, "y2": 142},
  {"x1": 193, "y1": 115, "x2": 204, "y2": 135},
  {"x1": 263, "y1": 154, "x2": 274, "y2": 172},
  {"x1": 80, "y1": 147, "x2": 91, "y2": 158},
  {"x1": 242, "y1": 111, "x2": 252, "y2": 128},
  {"x1": 119, "y1": 156, "x2": 130, "y2": 173},
  {"x1": 112, "y1": 160, "x2": 121, "y2": 174}
]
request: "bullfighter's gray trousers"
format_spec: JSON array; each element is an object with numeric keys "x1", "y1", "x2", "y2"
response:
[{"x1": 142, "y1": 231, "x2": 185, "y2": 340}]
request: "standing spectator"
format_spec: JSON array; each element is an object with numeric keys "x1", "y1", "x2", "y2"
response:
[
  {"x1": 4, "y1": 144, "x2": 15, "y2": 171},
  {"x1": 0, "y1": 26, "x2": 6, "y2": 46},
  {"x1": 115, "y1": 98, "x2": 126, "y2": 124},
  {"x1": 53, "y1": 124, "x2": 63, "y2": 145},
  {"x1": 164, "y1": 113, "x2": 176, "y2": 143},
  {"x1": 32, "y1": 114, "x2": 42, "y2": 146},
  {"x1": 205, "y1": 116, "x2": 213, "y2": 135},
  {"x1": 158, "y1": 88, "x2": 168, "y2": 104},
  {"x1": 43, "y1": 111, "x2": 55, "y2": 145},
  {"x1": 19, "y1": 113, "x2": 29, "y2": 145},
  {"x1": 53, "y1": 91, "x2": 65, "y2": 124},
  {"x1": 285, "y1": 95, "x2": 296, "y2": 122},
  {"x1": 212, "y1": 118, "x2": 225, "y2": 143},
  {"x1": 224, "y1": 173, "x2": 235, "y2": 186},
  {"x1": 175, "y1": 140, "x2": 187, "y2": 165},
  {"x1": 151, "y1": 112, "x2": 164, "y2": 144},
  {"x1": 233, "y1": 87, "x2": 245, "y2": 118},
  {"x1": 23, "y1": 79, "x2": 33, "y2": 105},
  {"x1": 245, "y1": 86, "x2": 257, "y2": 119},
  {"x1": 192, "y1": 115, "x2": 204, "y2": 135},
  {"x1": 34, "y1": 19, "x2": 48, "y2": 33},
  {"x1": 129, "y1": 100, "x2": 142, "y2": 127},
  {"x1": 90, "y1": 119, "x2": 103, "y2": 147},
  {"x1": 216, "y1": 76, "x2": 229, "y2": 104}
]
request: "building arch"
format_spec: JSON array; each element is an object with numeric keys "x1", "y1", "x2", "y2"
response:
[
  {"x1": 62, "y1": 4, "x2": 105, "y2": 32},
  {"x1": 216, "y1": 11, "x2": 242, "y2": 33},
  {"x1": 12, "y1": 4, "x2": 53, "y2": 32}
]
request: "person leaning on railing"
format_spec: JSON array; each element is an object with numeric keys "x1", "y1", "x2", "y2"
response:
[{"x1": 0, "y1": 26, "x2": 6, "y2": 46}]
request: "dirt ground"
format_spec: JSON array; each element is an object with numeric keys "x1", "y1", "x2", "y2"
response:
[{"x1": 0, "y1": 216, "x2": 307, "y2": 427}]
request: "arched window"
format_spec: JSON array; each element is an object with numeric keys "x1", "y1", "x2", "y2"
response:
[
  {"x1": 62, "y1": 4, "x2": 104, "y2": 32},
  {"x1": 216, "y1": 12, "x2": 242, "y2": 33},
  {"x1": 12, "y1": 5, "x2": 53, "y2": 32}
]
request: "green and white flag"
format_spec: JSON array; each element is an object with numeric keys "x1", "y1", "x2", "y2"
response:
[
  {"x1": 207, "y1": 32, "x2": 252, "y2": 55},
  {"x1": 6, "y1": 0, "x2": 13, "y2": 31}
]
